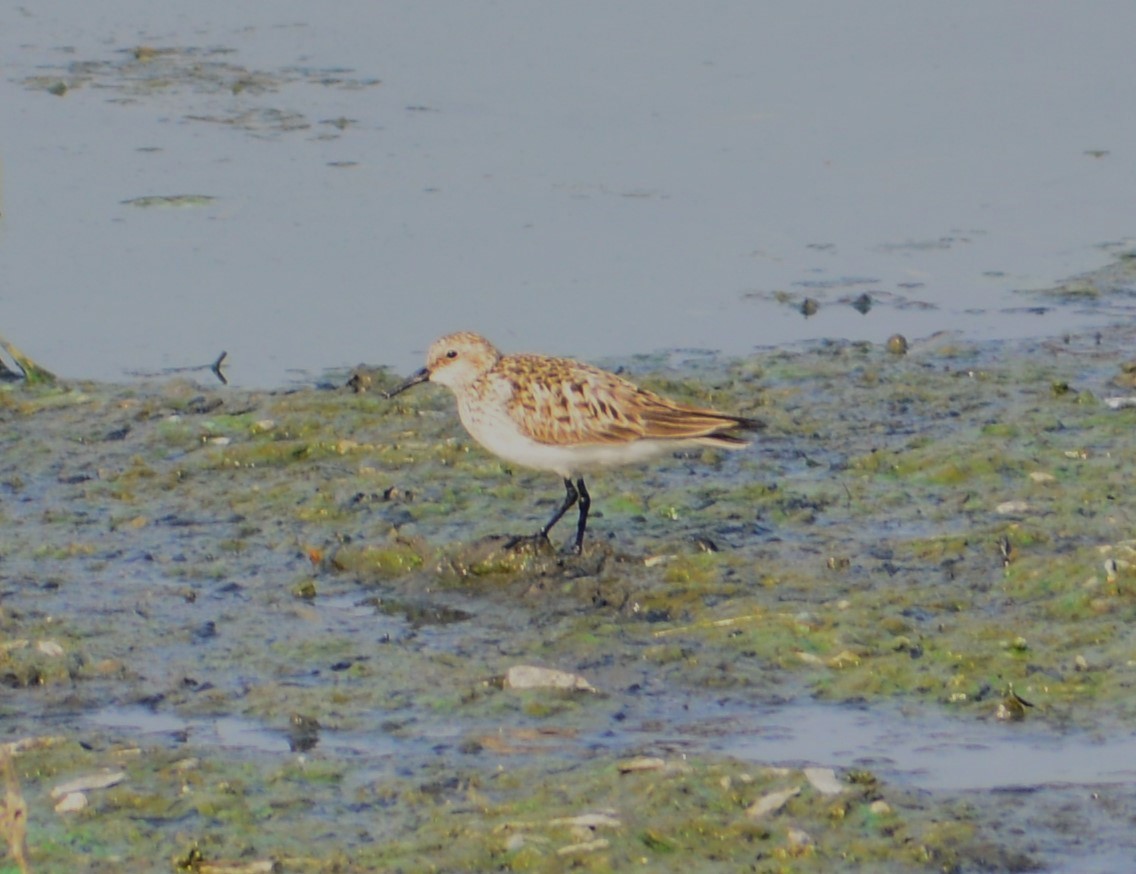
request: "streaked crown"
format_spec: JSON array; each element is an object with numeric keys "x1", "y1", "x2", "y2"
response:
[{"x1": 425, "y1": 332, "x2": 502, "y2": 390}]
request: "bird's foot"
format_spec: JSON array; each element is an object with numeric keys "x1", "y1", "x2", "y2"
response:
[
  {"x1": 503, "y1": 532, "x2": 553, "y2": 554},
  {"x1": 502, "y1": 532, "x2": 587, "y2": 556}
]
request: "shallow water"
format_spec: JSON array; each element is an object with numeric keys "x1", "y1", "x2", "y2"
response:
[
  {"x1": 81, "y1": 688, "x2": 1136, "y2": 872},
  {"x1": 87, "y1": 696, "x2": 1136, "y2": 794},
  {"x1": 3, "y1": 2, "x2": 1136, "y2": 384}
]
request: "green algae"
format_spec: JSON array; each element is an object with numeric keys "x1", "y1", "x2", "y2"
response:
[
  {"x1": 329, "y1": 540, "x2": 426, "y2": 579},
  {"x1": 3, "y1": 318, "x2": 1136, "y2": 869},
  {"x1": 295, "y1": 754, "x2": 1018, "y2": 874}
]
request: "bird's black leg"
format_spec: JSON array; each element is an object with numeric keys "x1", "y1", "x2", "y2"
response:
[
  {"x1": 505, "y1": 478, "x2": 585, "y2": 553},
  {"x1": 572, "y1": 477, "x2": 590, "y2": 554},
  {"x1": 539, "y1": 478, "x2": 579, "y2": 539}
]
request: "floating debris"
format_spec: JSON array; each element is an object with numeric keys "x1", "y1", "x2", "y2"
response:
[
  {"x1": 124, "y1": 350, "x2": 227, "y2": 384},
  {"x1": 121, "y1": 194, "x2": 216, "y2": 208},
  {"x1": 24, "y1": 44, "x2": 381, "y2": 140}
]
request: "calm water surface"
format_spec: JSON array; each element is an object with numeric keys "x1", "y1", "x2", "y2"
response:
[{"x1": 2, "y1": 2, "x2": 1135, "y2": 385}]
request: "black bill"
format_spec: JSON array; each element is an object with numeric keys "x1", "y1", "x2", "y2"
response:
[{"x1": 384, "y1": 367, "x2": 430, "y2": 399}]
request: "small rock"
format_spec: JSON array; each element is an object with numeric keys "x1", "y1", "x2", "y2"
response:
[
  {"x1": 50, "y1": 769, "x2": 127, "y2": 798},
  {"x1": 36, "y1": 640, "x2": 64, "y2": 657},
  {"x1": 556, "y1": 838, "x2": 610, "y2": 856},
  {"x1": 504, "y1": 665, "x2": 595, "y2": 692},
  {"x1": 869, "y1": 800, "x2": 892, "y2": 815},
  {"x1": 171, "y1": 757, "x2": 200, "y2": 772},
  {"x1": 786, "y1": 826, "x2": 813, "y2": 848},
  {"x1": 547, "y1": 812, "x2": 621, "y2": 830},
  {"x1": 886, "y1": 334, "x2": 908, "y2": 355},
  {"x1": 996, "y1": 500, "x2": 1030, "y2": 515},
  {"x1": 745, "y1": 785, "x2": 801, "y2": 819},
  {"x1": 996, "y1": 689, "x2": 1033, "y2": 722},
  {"x1": 617, "y1": 756, "x2": 665, "y2": 774},
  {"x1": 803, "y1": 767, "x2": 845, "y2": 796},
  {"x1": 346, "y1": 369, "x2": 373, "y2": 393},
  {"x1": 3, "y1": 736, "x2": 64, "y2": 755},
  {"x1": 826, "y1": 650, "x2": 861, "y2": 668},
  {"x1": 54, "y1": 792, "x2": 87, "y2": 813}
]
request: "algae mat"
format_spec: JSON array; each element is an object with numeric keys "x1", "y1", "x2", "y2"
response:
[{"x1": 3, "y1": 321, "x2": 1136, "y2": 872}]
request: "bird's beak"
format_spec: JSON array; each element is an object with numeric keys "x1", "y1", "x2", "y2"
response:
[{"x1": 384, "y1": 367, "x2": 430, "y2": 399}]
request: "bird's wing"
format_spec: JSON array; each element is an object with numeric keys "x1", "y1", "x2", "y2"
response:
[{"x1": 501, "y1": 355, "x2": 756, "y2": 446}]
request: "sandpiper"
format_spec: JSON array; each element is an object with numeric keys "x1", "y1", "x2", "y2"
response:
[{"x1": 385, "y1": 332, "x2": 762, "y2": 552}]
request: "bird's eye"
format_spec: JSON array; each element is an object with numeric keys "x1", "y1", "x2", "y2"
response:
[{"x1": 446, "y1": 350, "x2": 458, "y2": 359}]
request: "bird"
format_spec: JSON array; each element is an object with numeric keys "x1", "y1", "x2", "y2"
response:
[{"x1": 384, "y1": 332, "x2": 762, "y2": 553}]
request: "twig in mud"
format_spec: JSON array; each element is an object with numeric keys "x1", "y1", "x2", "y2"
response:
[
  {"x1": 0, "y1": 748, "x2": 30, "y2": 874},
  {"x1": 125, "y1": 351, "x2": 228, "y2": 385},
  {"x1": 652, "y1": 610, "x2": 766, "y2": 638},
  {"x1": 211, "y1": 350, "x2": 228, "y2": 385}
]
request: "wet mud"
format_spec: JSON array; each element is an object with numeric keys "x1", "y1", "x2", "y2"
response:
[{"x1": 3, "y1": 261, "x2": 1136, "y2": 869}]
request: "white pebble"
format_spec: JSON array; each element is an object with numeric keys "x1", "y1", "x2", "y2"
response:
[
  {"x1": 54, "y1": 792, "x2": 87, "y2": 813},
  {"x1": 746, "y1": 786, "x2": 801, "y2": 819},
  {"x1": 50, "y1": 769, "x2": 126, "y2": 798},
  {"x1": 804, "y1": 767, "x2": 845, "y2": 795},
  {"x1": 504, "y1": 665, "x2": 595, "y2": 692},
  {"x1": 36, "y1": 640, "x2": 64, "y2": 657}
]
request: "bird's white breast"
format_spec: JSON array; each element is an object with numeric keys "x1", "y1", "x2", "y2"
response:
[{"x1": 455, "y1": 384, "x2": 674, "y2": 478}]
